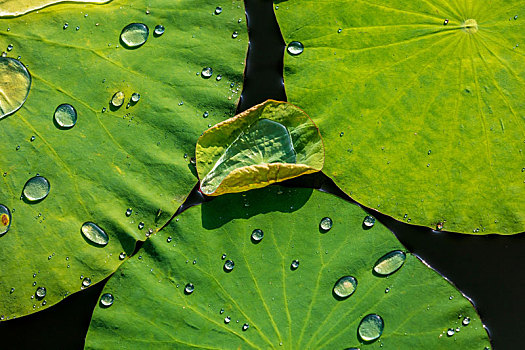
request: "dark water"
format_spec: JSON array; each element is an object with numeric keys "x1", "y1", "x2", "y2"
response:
[{"x1": 1, "y1": 0, "x2": 523, "y2": 348}]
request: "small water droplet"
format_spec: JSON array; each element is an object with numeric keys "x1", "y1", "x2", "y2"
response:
[
  {"x1": 185, "y1": 283, "x2": 194, "y2": 294},
  {"x1": 30, "y1": 135, "x2": 35, "y2": 142},
  {"x1": 125, "y1": 208, "x2": 132, "y2": 217},
  {"x1": 0, "y1": 204, "x2": 12, "y2": 236},
  {"x1": 216, "y1": 74, "x2": 222, "y2": 81},
  {"x1": 363, "y1": 215, "x2": 376, "y2": 228},
  {"x1": 251, "y1": 229, "x2": 264, "y2": 242},
  {"x1": 166, "y1": 236, "x2": 172, "y2": 243},
  {"x1": 81, "y1": 222, "x2": 109, "y2": 246},
  {"x1": 385, "y1": 287, "x2": 390, "y2": 293},
  {"x1": 131, "y1": 93, "x2": 140, "y2": 103},
  {"x1": 201, "y1": 67, "x2": 213, "y2": 78},
  {"x1": 221, "y1": 253, "x2": 227, "y2": 260},
  {"x1": 242, "y1": 323, "x2": 249, "y2": 331},
  {"x1": 23, "y1": 176, "x2": 50, "y2": 201},
  {"x1": 287, "y1": 41, "x2": 304, "y2": 56},
  {"x1": 447, "y1": 328, "x2": 455, "y2": 337},
  {"x1": 101, "y1": 107, "x2": 106, "y2": 113},
  {"x1": 138, "y1": 222, "x2": 145, "y2": 230},
  {"x1": 119, "y1": 252, "x2": 126, "y2": 260},
  {"x1": 63, "y1": 23, "x2": 69, "y2": 29},
  {"x1": 462, "y1": 317, "x2": 470, "y2": 326},
  {"x1": 82, "y1": 277, "x2": 91, "y2": 288},
  {"x1": 436, "y1": 222, "x2": 444, "y2": 231},
  {"x1": 214, "y1": 6, "x2": 223, "y2": 15},
  {"x1": 100, "y1": 293, "x2": 114, "y2": 307},
  {"x1": 154, "y1": 24, "x2": 165, "y2": 36},
  {"x1": 373, "y1": 250, "x2": 406, "y2": 276},
  {"x1": 10, "y1": 287, "x2": 14, "y2": 294},
  {"x1": 337, "y1": 28, "x2": 342, "y2": 33},
  {"x1": 224, "y1": 259, "x2": 235, "y2": 272},
  {"x1": 358, "y1": 314, "x2": 384, "y2": 341},
  {"x1": 7, "y1": 44, "x2": 13, "y2": 52},
  {"x1": 203, "y1": 111, "x2": 209, "y2": 118},
  {"x1": 449, "y1": 295, "x2": 454, "y2": 300},
  {"x1": 192, "y1": 259, "x2": 197, "y2": 265},
  {"x1": 319, "y1": 217, "x2": 333, "y2": 231},
  {"x1": 232, "y1": 31, "x2": 238, "y2": 39},
  {"x1": 514, "y1": 15, "x2": 518, "y2": 20},
  {"x1": 220, "y1": 308, "x2": 224, "y2": 314},
  {"x1": 111, "y1": 91, "x2": 125, "y2": 107},
  {"x1": 290, "y1": 259, "x2": 299, "y2": 270},
  {"x1": 224, "y1": 316, "x2": 231, "y2": 324},
  {"x1": 444, "y1": 19, "x2": 449, "y2": 25},
  {"x1": 54, "y1": 104, "x2": 77, "y2": 129},
  {"x1": 35, "y1": 287, "x2": 46, "y2": 299},
  {"x1": 120, "y1": 23, "x2": 149, "y2": 48},
  {"x1": 333, "y1": 276, "x2": 357, "y2": 298}
]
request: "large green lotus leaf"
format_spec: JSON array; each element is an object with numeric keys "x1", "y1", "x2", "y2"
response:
[
  {"x1": 0, "y1": 0, "x2": 247, "y2": 319},
  {"x1": 85, "y1": 187, "x2": 490, "y2": 349},
  {"x1": 275, "y1": 0, "x2": 525, "y2": 234},
  {"x1": 0, "y1": 0, "x2": 109, "y2": 17},
  {"x1": 196, "y1": 100, "x2": 324, "y2": 195}
]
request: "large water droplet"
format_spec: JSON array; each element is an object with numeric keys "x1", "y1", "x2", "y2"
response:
[
  {"x1": 287, "y1": 41, "x2": 304, "y2": 56},
  {"x1": 35, "y1": 287, "x2": 46, "y2": 299},
  {"x1": 154, "y1": 24, "x2": 165, "y2": 36},
  {"x1": 100, "y1": 293, "x2": 114, "y2": 307},
  {"x1": 120, "y1": 23, "x2": 149, "y2": 48},
  {"x1": 201, "y1": 67, "x2": 213, "y2": 79},
  {"x1": 130, "y1": 93, "x2": 140, "y2": 103},
  {"x1": 0, "y1": 58, "x2": 31, "y2": 120},
  {"x1": 224, "y1": 259, "x2": 235, "y2": 272},
  {"x1": 447, "y1": 328, "x2": 455, "y2": 337},
  {"x1": 81, "y1": 222, "x2": 109, "y2": 246},
  {"x1": 319, "y1": 217, "x2": 332, "y2": 231},
  {"x1": 358, "y1": 314, "x2": 384, "y2": 341},
  {"x1": 363, "y1": 215, "x2": 375, "y2": 228},
  {"x1": 185, "y1": 283, "x2": 194, "y2": 294},
  {"x1": 82, "y1": 277, "x2": 91, "y2": 288},
  {"x1": 111, "y1": 91, "x2": 125, "y2": 107},
  {"x1": 373, "y1": 250, "x2": 406, "y2": 276},
  {"x1": 251, "y1": 228, "x2": 264, "y2": 243},
  {"x1": 333, "y1": 276, "x2": 357, "y2": 298},
  {"x1": 0, "y1": 204, "x2": 12, "y2": 236},
  {"x1": 54, "y1": 104, "x2": 77, "y2": 129},
  {"x1": 23, "y1": 176, "x2": 50, "y2": 201}
]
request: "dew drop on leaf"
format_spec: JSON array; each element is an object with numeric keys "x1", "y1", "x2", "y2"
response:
[
  {"x1": 0, "y1": 57, "x2": 31, "y2": 120},
  {"x1": 81, "y1": 222, "x2": 109, "y2": 246},
  {"x1": 82, "y1": 277, "x2": 91, "y2": 288},
  {"x1": 111, "y1": 91, "x2": 125, "y2": 108},
  {"x1": 251, "y1": 228, "x2": 264, "y2": 242},
  {"x1": 224, "y1": 259, "x2": 235, "y2": 272},
  {"x1": 100, "y1": 293, "x2": 114, "y2": 307},
  {"x1": 54, "y1": 104, "x2": 77, "y2": 129},
  {"x1": 120, "y1": 23, "x2": 149, "y2": 48},
  {"x1": 154, "y1": 24, "x2": 165, "y2": 36},
  {"x1": 333, "y1": 276, "x2": 357, "y2": 298},
  {"x1": 287, "y1": 41, "x2": 304, "y2": 56},
  {"x1": 373, "y1": 250, "x2": 406, "y2": 276},
  {"x1": 201, "y1": 67, "x2": 213, "y2": 79},
  {"x1": 185, "y1": 283, "x2": 194, "y2": 294},
  {"x1": 319, "y1": 217, "x2": 332, "y2": 231},
  {"x1": 0, "y1": 204, "x2": 12, "y2": 236},
  {"x1": 363, "y1": 215, "x2": 375, "y2": 228},
  {"x1": 358, "y1": 314, "x2": 384, "y2": 341},
  {"x1": 35, "y1": 286, "x2": 46, "y2": 299},
  {"x1": 23, "y1": 176, "x2": 50, "y2": 201}
]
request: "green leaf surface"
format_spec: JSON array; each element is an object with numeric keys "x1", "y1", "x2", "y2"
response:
[
  {"x1": 197, "y1": 100, "x2": 324, "y2": 195},
  {"x1": 275, "y1": 0, "x2": 525, "y2": 234},
  {"x1": 0, "y1": 0, "x2": 247, "y2": 319},
  {"x1": 0, "y1": 0, "x2": 110, "y2": 17},
  {"x1": 85, "y1": 187, "x2": 490, "y2": 349}
]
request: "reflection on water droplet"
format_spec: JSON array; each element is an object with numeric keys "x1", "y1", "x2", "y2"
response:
[
  {"x1": 462, "y1": 317, "x2": 470, "y2": 326},
  {"x1": 0, "y1": 204, "x2": 12, "y2": 236},
  {"x1": 215, "y1": 6, "x2": 222, "y2": 15},
  {"x1": 444, "y1": 19, "x2": 449, "y2": 25},
  {"x1": 242, "y1": 323, "x2": 249, "y2": 331},
  {"x1": 82, "y1": 277, "x2": 91, "y2": 288},
  {"x1": 447, "y1": 328, "x2": 455, "y2": 336},
  {"x1": 125, "y1": 208, "x2": 132, "y2": 217},
  {"x1": 373, "y1": 250, "x2": 406, "y2": 276},
  {"x1": 7, "y1": 44, "x2": 13, "y2": 51},
  {"x1": 0, "y1": 58, "x2": 31, "y2": 120},
  {"x1": 224, "y1": 259, "x2": 235, "y2": 272},
  {"x1": 216, "y1": 74, "x2": 222, "y2": 81},
  {"x1": 81, "y1": 222, "x2": 109, "y2": 246},
  {"x1": 224, "y1": 316, "x2": 231, "y2": 324},
  {"x1": 287, "y1": 41, "x2": 304, "y2": 56},
  {"x1": 131, "y1": 93, "x2": 140, "y2": 103},
  {"x1": 54, "y1": 104, "x2": 77, "y2": 129},
  {"x1": 333, "y1": 276, "x2": 357, "y2": 298},
  {"x1": 363, "y1": 215, "x2": 375, "y2": 227},
  {"x1": 35, "y1": 287, "x2": 46, "y2": 299},
  {"x1": 220, "y1": 308, "x2": 224, "y2": 314},
  {"x1": 358, "y1": 314, "x2": 384, "y2": 341},
  {"x1": 138, "y1": 222, "x2": 145, "y2": 230},
  {"x1": 221, "y1": 253, "x2": 227, "y2": 259},
  {"x1": 291, "y1": 259, "x2": 299, "y2": 270},
  {"x1": 167, "y1": 236, "x2": 172, "y2": 243},
  {"x1": 100, "y1": 293, "x2": 114, "y2": 307},
  {"x1": 320, "y1": 217, "x2": 332, "y2": 231},
  {"x1": 201, "y1": 67, "x2": 213, "y2": 78},
  {"x1": 232, "y1": 31, "x2": 238, "y2": 39},
  {"x1": 436, "y1": 222, "x2": 444, "y2": 231},
  {"x1": 185, "y1": 283, "x2": 194, "y2": 294},
  {"x1": 119, "y1": 252, "x2": 126, "y2": 260},
  {"x1": 120, "y1": 23, "x2": 149, "y2": 48},
  {"x1": 203, "y1": 111, "x2": 209, "y2": 118},
  {"x1": 111, "y1": 91, "x2": 125, "y2": 107},
  {"x1": 337, "y1": 28, "x2": 342, "y2": 33},
  {"x1": 154, "y1": 25, "x2": 165, "y2": 36},
  {"x1": 385, "y1": 287, "x2": 390, "y2": 293},
  {"x1": 251, "y1": 229, "x2": 264, "y2": 242},
  {"x1": 23, "y1": 176, "x2": 50, "y2": 201}
]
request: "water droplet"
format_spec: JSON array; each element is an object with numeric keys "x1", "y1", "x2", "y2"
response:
[
  {"x1": 203, "y1": 111, "x2": 209, "y2": 118},
  {"x1": 216, "y1": 74, "x2": 222, "y2": 81},
  {"x1": 0, "y1": 204, "x2": 12, "y2": 236},
  {"x1": 363, "y1": 215, "x2": 376, "y2": 228},
  {"x1": 319, "y1": 217, "x2": 332, "y2": 231},
  {"x1": 514, "y1": 15, "x2": 518, "y2": 20},
  {"x1": 154, "y1": 24, "x2": 165, "y2": 36},
  {"x1": 358, "y1": 314, "x2": 384, "y2": 341},
  {"x1": 120, "y1": 23, "x2": 149, "y2": 48},
  {"x1": 462, "y1": 317, "x2": 470, "y2": 326},
  {"x1": 385, "y1": 287, "x2": 390, "y2": 293},
  {"x1": 7, "y1": 44, "x2": 13, "y2": 52},
  {"x1": 100, "y1": 293, "x2": 114, "y2": 307},
  {"x1": 131, "y1": 93, "x2": 140, "y2": 103},
  {"x1": 54, "y1": 104, "x2": 77, "y2": 129},
  {"x1": 436, "y1": 222, "x2": 444, "y2": 231},
  {"x1": 220, "y1": 308, "x2": 224, "y2": 314},
  {"x1": 201, "y1": 67, "x2": 213, "y2": 79},
  {"x1": 0, "y1": 58, "x2": 32, "y2": 120},
  {"x1": 242, "y1": 323, "x2": 249, "y2": 331},
  {"x1": 444, "y1": 19, "x2": 449, "y2": 25},
  {"x1": 166, "y1": 236, "x2": 172, "y2": 243},
  {"x1": 224, "y1": 259, "x2": 235, "y2": 272},
  {"x1": 192, "y1": 259, "x2": 197, "y2": 265},
  {"x1": 82, "y1": 277, "x2": 91, "y2": 288},
  {"x1": 287, "y1": 41, "x2": 304, "y2": 56},
  {"x1": 221, "y1": 253, "x2": 227, "y2": 259},
  {"x1": 111, "y1": 91, "x2": 125, "y2": 107},
  {"x1": 290, "y1": 259, "x2": 299, "y2": 270},
  {"x1": 333, "y1": 276, "x2": 357, "y2": 298},
  {"x1": 185, "y1": 283, "x2": 194, "y2": 294},
  {"x1": 232, "y1": 31, "x2": 238, "y2": 39},
  {"x1": 337, "y1": 28, "x2": 342, "y2": 33},
  {"x1": 23, "y1": 176, "x2": 50, "y2": 201},
  {"x1": 81, "y1": 222, "x2": 109, "y2": 246},
  {"x1": 125, "y1": 208, "x2": 132, "y2": 217},
  {"x1": 10, "y1": 287, "x2": 14, "y2": 293},
  {"x1": 35, "y1": 287, "x2": 46, "y2": 299},
  {"x1": 119, "y1": 252, "x2": 126, "y2": 260},
  {"x1": 30, "y1": 135, "x2": 35, "y2": 142},
  {"x1": 214, "y1": 6, "x2": 223, "y2": 15},
  {"x1": 63, "y1": 23, "x2": 69, "y2": 29},
  {"x1": 251, "y1": 229, "x2": 264, "y2": 242},
  {"x1": 447, "y1": 328, "x2": 455, "y2": 337},
  {"x1": 373, "y1": 250, "x2": 406, "y2": 276},
  {"x1": 224, "y1": 316, "x2": 231, "y2": 324}
]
